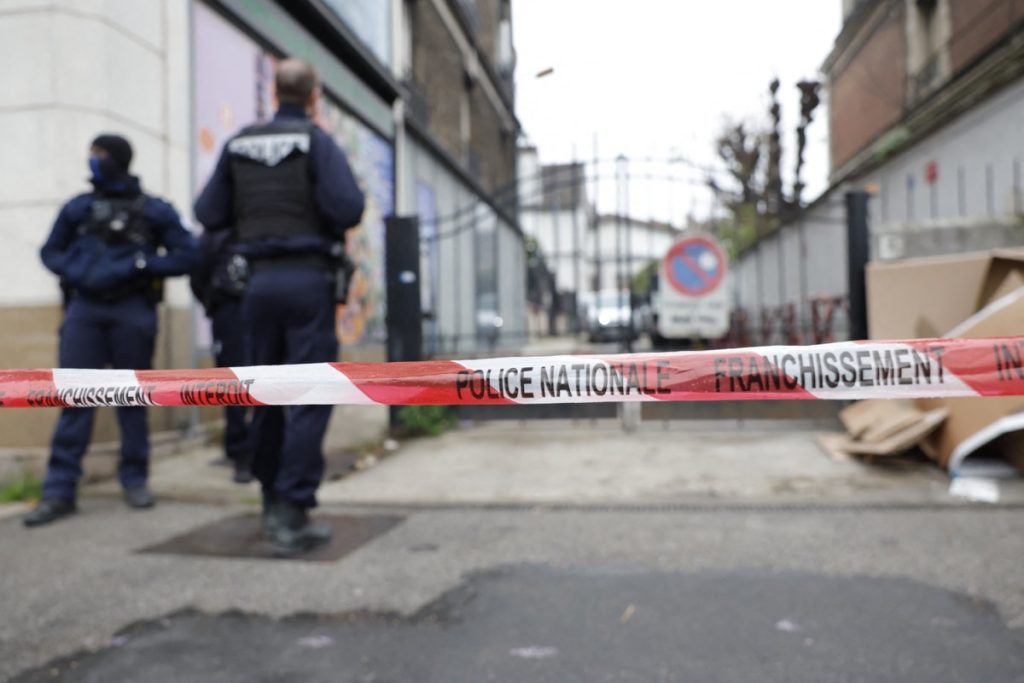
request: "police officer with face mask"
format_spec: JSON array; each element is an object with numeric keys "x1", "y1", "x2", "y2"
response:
[
  {"x1": 194, "y1": 58, "x2": 365, "y2": 556},
  {"x1": 24, "y1": 134, "x2": 200, "y2": 527},
  {"x1": 190, "y1": 230, "x2": 253, "y2": 483}
]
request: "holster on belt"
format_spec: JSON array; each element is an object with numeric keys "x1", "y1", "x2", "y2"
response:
[{"x1": 331, "y1": 243, "x2": 357, "y2": 305}]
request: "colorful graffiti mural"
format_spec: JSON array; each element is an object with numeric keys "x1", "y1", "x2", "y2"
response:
[{"x1": 316, "y1": 98, "x2": 394, "y2": 346}]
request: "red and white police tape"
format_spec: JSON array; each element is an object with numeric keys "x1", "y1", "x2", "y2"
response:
[{"x1": 2, "y1": 337, "x2": 1024, "y2": 409}]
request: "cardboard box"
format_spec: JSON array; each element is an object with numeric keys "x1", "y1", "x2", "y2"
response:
[
  {"x1": 866, "y1": 249, "x2": 1024, "y2": 340},
  {"x1": 839, "y1": 399, "x2": 922, "y2": 442},
  {"x1": 866, "y1": 249, "x2": 1024, "y2": 473},
  {"x1": 839, "y1": 408, "x2": 947, "y2": 457},
  {"x1": 824, "y1": 401, "x2": 948, "y2": 463},
  {"x1": 916, "y1": 287, "x2": 1024, "y2": 471}
]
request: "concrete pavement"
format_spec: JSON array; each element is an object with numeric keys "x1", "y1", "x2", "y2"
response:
[
  {"x1": 316, "y1": 421, "x2": 1022, "y2": 507},
  {"x1": 81, "y1": 420, "x2": 1024, "y2": 508}
]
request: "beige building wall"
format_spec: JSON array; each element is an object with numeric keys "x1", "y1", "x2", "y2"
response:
[{"x1": 0, "y1": 0, "x2": 196, "y2": 448}]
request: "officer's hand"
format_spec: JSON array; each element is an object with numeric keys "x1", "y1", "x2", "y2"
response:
[
  {"x1": 81, "y1": 251, "x2": 142, "y2": 292},
  {"x1": 60, "y1": 238, "x2": 104, "y2": 288}
]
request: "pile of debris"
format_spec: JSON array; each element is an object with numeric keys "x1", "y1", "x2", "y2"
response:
[
  {"x1": 818, "y1": 400, "x2": 947, "y2": 463},
  {"x1": 819, "y1": 249, "x2": 1024, "y2": 479}
]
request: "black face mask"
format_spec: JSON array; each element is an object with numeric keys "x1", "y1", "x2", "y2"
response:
[{"x1": 88, "y1": 155, "x2": 125, "y2": 184}]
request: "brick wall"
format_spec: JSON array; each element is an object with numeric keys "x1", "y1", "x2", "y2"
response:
[
  {"x1": 412, "y1": 0, "x2": 465, "y2": 161},
  {"x1": 475, "y1": 0, "x2": 500, "y2": 67},
  {"x1": 411, "y1": 0, "x2": 516, "y2": 197},
  {"x1": 949, "y1": 0, "x2": 1017, "y2": 74},
  {"x1": 829, "y1": 3, "x2": 907, "y2": 172},
  {"x1": 469, "y1": 84, "x2": 514, "y2": 193}
]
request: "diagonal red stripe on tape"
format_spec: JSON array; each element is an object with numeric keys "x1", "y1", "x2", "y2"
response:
[
  {"x1": 138, "y1": 368, "x2": 264, "y2": 407},
  {"x1": 0, "y1": 369, "x2": 57, "y2": 408},
  {"x1": 334, "y1": 360, "x2": 516, "y2": 405},
  {"x1": 595, "y1": 352, "x2": 816, "y2": 401},
  {"x1": 904, "y1": 338, "x2": 1024, "y2": 397}
]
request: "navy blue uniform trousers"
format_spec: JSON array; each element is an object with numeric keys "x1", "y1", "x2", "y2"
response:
[
  {"x1": 211, "y1": 298, "x2": 251, "y2": 464},
  {"x1": 43, "y1": 294, "x2": 156, "y2": 500},
  {"x1": 243, "y1": 268, "x2": 337, "y2": 508}
]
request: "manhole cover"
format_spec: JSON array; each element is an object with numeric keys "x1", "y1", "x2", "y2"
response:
[{"x1": 138, "y1": 513, "x2": 404, "y2": 562}]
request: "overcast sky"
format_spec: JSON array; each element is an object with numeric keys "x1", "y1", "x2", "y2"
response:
[{"x1": 512, "y1": 0, "x2": 843, "y2": 223}]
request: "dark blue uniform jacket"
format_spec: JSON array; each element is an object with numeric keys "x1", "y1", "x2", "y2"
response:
[{"x1": 41, "y1": 176, "x2": 199, "y2": 295}]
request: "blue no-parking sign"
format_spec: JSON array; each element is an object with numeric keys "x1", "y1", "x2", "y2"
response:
[{"x1": 664, "y1": 236, "x2": 725, "y2": 297}]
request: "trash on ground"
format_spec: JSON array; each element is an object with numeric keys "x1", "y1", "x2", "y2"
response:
[
  {"x1": 775, "y1": 618, "x2": 802, "y2": 633},
  {"x1": 620, "y1": 604, "x2": 636, "y2": 623},
  {"x1": 296, "y1": 635, "x2": 334, "y2": 649},
  {"x1": 818, "y1": 400, "x2": 947, "y2": 463},
  {"x1": 948, "y1": 477, "x2": 1000, "y2": 503},
  {"x1": 510, "y1": 646, "x2": 559, "y2": 659},
  {"x1": 829, "y1": 249, "x2": 1024, "y2": 477}
]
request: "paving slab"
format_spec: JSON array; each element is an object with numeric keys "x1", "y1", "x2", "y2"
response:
[
  {"x1": 319, "y1": 422, "x2": 1024, "y2": 506},
  {"x1": 85, "y1": 447, "x2": 259, "y2": 504},
  {"x1": 139, "y1": 512, "x2": 404, "y2": 562}
]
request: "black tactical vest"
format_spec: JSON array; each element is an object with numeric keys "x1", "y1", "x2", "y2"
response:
[
  {"x1": 78, "y1": 195, "x2": 152, "y2": 246},
  {"x1": 228, "y1": 119, "x2": 322, "y2": 242}
]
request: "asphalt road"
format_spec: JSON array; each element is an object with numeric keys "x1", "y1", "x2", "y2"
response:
[
  {"x1": 5, "y1": 501, "x2": 1024, "y2": 682},
  {"x1": 14, "y1": 564, "x2": 1024, "y2": 683}
]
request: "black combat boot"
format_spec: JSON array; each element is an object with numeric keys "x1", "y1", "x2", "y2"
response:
[
  {"x1": 123, "y1": 486, "x2": 156, "y2": 509},
  {"x1": 23, "y1": 498, "x2": 77, "y2": 527},
  {"x1": 268, "y1": 501, "x2": 332, "y2": 558},
  {"x1": 233, "y1": 457, "x2": 254, "y2": 484},
  {"x1": 261, "y1": 496, "x2": 280, "y2": 540}
]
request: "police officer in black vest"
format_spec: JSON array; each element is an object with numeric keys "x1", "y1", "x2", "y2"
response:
[
  {"x1": 194, "y1": 59, "x2": 365, "y2": 556},
  {"x1": 190, "y1": 230, "x2": 253, "y2": 483},
  {"x1": 24, "y1": 134, "x2": 200, "y2": 527}
]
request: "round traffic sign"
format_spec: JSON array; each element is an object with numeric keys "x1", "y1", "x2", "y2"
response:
[{"x1": 664, "y1": 236, "x2": 725, "y2": 296}]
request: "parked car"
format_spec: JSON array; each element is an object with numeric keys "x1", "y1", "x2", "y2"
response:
[
  {"x1": 476, "y1": 292, "x2": 504, "y2": 348},
  {"x1": 587, "y1": 289, "x2": 635, "y2": 342}
]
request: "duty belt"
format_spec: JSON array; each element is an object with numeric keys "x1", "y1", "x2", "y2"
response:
[{"x1": 248, "y1": 253, "x2": 333, "y2": 273}]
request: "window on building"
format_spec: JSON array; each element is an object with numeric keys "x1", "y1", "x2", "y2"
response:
[
  {"x1": 455, "y1": 0, "x2": 479, "y2": 31},
  {"x1": 460, "y1": 75, "x2": 473, "y2": 168},
  {"x1": 908, "y1": 0, "x2": 949, "y2": 99},
  {"x1": 917, "y1": 0, "x2": 938, "y2": 77},
  {"x1": 320, "y1": 0, "x2": 392, "y2": 68},
  {"x1": 397, "y1": 0, "x2": 414, "y2": 80},
  {"x1": 497, "y1": 0, "x2": 514, "y2": 77}
]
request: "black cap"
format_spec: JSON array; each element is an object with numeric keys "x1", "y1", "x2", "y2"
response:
[{"x1": 90, "y1": 134, "x2": 133, "y2": 174}]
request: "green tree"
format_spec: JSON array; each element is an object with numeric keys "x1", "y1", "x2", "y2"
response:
[
  {"x1": 708, "y1": 78, "x2": 821, "y2": 257},
  {"x1": 708, "y1": 121, "x2": 765, "y2": 257}
]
